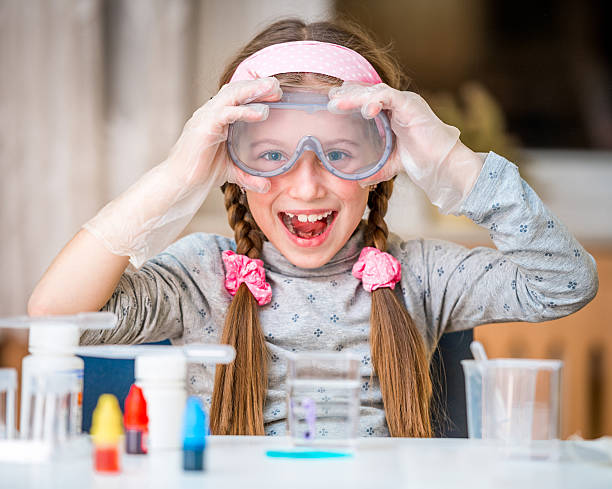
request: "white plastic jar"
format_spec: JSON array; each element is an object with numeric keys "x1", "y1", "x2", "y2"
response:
[
  {"x1": 135, "y1": 353, "x2": 186, "y2": 450},
  {"x1": 20, "y1": 324, "x2": 84, "y2": 439}
]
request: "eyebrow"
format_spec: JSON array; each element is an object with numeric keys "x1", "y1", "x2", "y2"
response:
[
  {"x1": 249, "y1": 138, "x2": 361, "y2": 149},
  {"x1": 249, "y1": 139, "x2": 287, "y2": 149}
]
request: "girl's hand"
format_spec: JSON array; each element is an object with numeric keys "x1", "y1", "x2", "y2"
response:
[
  {"x1": 84, "y1": 78, "x2": 282, "y2": 268},
  {"x1": 328, "y1": 83, "x2": 483, "y2": 214},
  {"x1": 170, "y1": 77, "x2": 283, "y2": 193}
]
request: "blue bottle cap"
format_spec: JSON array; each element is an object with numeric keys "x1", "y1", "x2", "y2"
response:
[{"x1": 182, "y1": 396, "x2": 207, "y2": 451}]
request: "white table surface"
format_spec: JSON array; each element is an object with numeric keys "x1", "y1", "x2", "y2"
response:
[{"x1": 1, "y1": 436, "x2": 611, "y2": 489}]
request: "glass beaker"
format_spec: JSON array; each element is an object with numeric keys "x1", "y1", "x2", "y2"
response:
[
  {"x1": 0, "y1": 368, "x2": 17, "y2": 439},
  {"x1": 287, "y1": 352, "x2": 360, "y2": 447},
  {"x1": 461, "y1": 358, "x2": 562, "y2": 459}
]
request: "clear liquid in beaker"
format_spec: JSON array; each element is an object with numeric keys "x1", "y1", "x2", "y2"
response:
[{"x1": 288, "y1": 378, "x2": 360, "y2": 446}]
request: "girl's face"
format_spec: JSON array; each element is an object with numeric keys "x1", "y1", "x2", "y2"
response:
[{"x1": 246, "y1": 151, "x2": 369, "y2": 268}]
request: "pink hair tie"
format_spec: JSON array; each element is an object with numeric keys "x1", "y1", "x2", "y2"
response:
[
  {"x1": 352, "y1": 247, "x2": 401, "y2": 292},
  {"x1": 222, "y1": 250, "x2": 272, "y2": 306}
]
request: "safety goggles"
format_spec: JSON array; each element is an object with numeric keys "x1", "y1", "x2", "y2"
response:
[{"x1": 227, "y1": 91, "x2": 393, "y2": 180}]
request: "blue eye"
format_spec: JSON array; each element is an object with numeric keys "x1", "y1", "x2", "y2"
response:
[
  {"x1": 261, "y1": 151, "x2": 286, "y2": 162},
  {"x1": 327, "y1": 151, "x2": 349, "y2": 162}
]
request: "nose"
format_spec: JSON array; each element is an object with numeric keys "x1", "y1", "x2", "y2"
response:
[{"x1": 285, "y1": 151, "x2": 327, "y2": 201}]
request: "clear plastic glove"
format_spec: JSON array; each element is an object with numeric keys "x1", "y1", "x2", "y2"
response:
[
  {"x1": 328, "y1": 83, "x2": 484, "y2": 214},
  {"x1": 84, "y1": 77, "x2": 282, "y2": 268}
]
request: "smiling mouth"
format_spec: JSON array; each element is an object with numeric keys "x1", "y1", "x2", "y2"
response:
[{"x1": 279, "y1": 211, "x2": 337, "y2": 239}]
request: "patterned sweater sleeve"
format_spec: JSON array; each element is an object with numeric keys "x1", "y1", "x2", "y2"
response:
[
  {"x1": 80, "y1": 233, "x2": 230, "y2": 345},
  {"x1": 397, "y1": 151, "x2": 598, "y2": 343}
]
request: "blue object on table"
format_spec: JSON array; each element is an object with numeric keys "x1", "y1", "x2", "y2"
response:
[
  {"x1": 182, "y1": 396, "x2": 207, "y2": 471},
  {"x1": 80, "y1": 331, "x2": 472, "y2": 436},
  {"x1": 266, "y1": 449, "x2": 352, "y2": 459}
]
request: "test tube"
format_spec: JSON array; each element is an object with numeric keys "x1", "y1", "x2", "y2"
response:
[
  {"x1": 0, "y1": 312, "x2": 117, "y2": 441},
  {"x1": 21, "y1": 370, "x2": 79, "y2": 443},
  {"x1": 0, "y1": 368, "x2": 17, "y2": 439}
]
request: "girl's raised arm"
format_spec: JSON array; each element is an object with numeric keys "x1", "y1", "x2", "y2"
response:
[
  {"x1": 28, "y1": 229, "x2": 129, "y2": 316},
  {"x1": 329, "y1": 83, "x2": 598, "y2": 340},
  {"x1": 27, "y1": 78, "x2": 280, "y2": 320},
  {"x1": 395, "y1": 152, "x2": 598, "y2": 341}
]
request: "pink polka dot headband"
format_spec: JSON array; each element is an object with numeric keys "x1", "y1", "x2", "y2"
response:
[{"x1": 230, "y1": 40, "x2": 382, "y2": 84}]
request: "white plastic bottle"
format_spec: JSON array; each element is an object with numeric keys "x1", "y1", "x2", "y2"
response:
[
  {"x1": 19, "y1": 324, "x2": 84, "y2": 439},
  {"x1": 135, "y1": 353, "x2": 186, "y2": 450}
]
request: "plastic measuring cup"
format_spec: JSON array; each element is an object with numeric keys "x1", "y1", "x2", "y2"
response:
[
  {"x1": 461, "y1": 358, "x2": 562, "y2": 458},
  {"x1": 0, "y1": 368, "x2": 16, "y2": 439},
  {"x1": 287, "y1": 352, "x2": 360, "y2": 447}
]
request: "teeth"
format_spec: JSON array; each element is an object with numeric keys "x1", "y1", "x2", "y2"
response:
[
  {"x1": 281, "y1": 211, "x2": 335, "y2": 239},
  {"x1": 290, "y1": 211, "x2": 333, "y2": 223}
]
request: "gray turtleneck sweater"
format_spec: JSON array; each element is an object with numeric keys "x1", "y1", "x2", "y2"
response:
[{"x1": 81, "y1": 152, "x2": 598, "y2": 437}]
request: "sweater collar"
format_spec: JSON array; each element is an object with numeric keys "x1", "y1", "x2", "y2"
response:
[{"x1": 261, "y1": 221, "x2": 366, "y2": 278}]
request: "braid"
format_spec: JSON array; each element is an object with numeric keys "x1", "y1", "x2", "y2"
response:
[
  {"x1": 210, "y1": 183, "x2": 267, "y2": 435},
  {"x1": 365, "y1": 180, "x2": 394, "y2": 251},
  {"x1": 365, "y1": 179, "x2": 433, "y2": 437},
  {"x1": 223, "y1": 183, "x2": 264, "y2": 258}
]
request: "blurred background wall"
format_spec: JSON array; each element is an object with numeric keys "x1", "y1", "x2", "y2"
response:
[{"x1": 1, "y1": 0, "x2": 611, "y2": 438}]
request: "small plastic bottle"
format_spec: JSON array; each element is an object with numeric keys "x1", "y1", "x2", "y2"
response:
[
  {"x1": 124, "y1": 384, "x2": 148, "y2": 454},
  {"x1": 182, "y1": 396, "x2": 207, "y2": 471},
  {"x1": 135, "y1": 353, "x2": 186, "y2": 450},
  {"x1": 20, "y1": 324, "x2": 84, "y2": 439},
  {"x1": 90, "y1": 394, "x2": 124, "y2": 473}
]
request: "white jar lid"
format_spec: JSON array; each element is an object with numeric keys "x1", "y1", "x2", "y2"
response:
[
  {"x1": 135, "y1": 353, "x2": 187, "y2": 382},
  {"x1": 28, "y1": 323, "x2": 80, "y2": 353}
]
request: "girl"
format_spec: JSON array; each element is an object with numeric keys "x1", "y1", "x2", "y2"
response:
[{"x1": 29, "y1": 19, "x2": 598, "y2": 438}]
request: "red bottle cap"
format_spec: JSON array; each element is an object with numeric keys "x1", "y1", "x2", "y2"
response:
[
  {"x1": 95, "y1": 446, "x2": 120, "y2": 472},
  {"x1": 124, "y1": 384, "x2": 149, "y2": 430}
]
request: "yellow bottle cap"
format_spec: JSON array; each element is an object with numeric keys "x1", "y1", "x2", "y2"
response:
[{"x1": 90, "y1": 394, "x2": 124, "y2": 444}]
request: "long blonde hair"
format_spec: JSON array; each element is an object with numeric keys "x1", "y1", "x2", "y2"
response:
[{"x1": 210, "y1": 18, "x2": 432, "y2": 437}]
